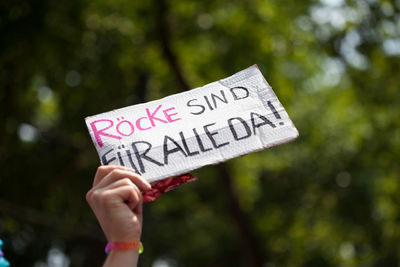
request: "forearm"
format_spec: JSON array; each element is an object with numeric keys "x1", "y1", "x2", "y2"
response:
[{"x1": 103, "y1": 250, "x2": 139, "y2": 267}]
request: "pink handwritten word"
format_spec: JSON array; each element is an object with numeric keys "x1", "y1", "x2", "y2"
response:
[{"x1": 90, "y1": 104, "x2": 181, "y2": 147}]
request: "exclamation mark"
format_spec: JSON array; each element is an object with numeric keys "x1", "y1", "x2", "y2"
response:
[{"x1": 267, "y1": 101, "x2": 284, "y2": 125}]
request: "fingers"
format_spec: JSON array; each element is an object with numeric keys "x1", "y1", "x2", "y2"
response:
[
  {"x1": 106, "y1": 180, "x2": 143, "y2": 214},
  {"x1": 93, "y1": 165, "x2": 129, "y2": 186},
  {"x1": 93, "y1": 166, "x2": 151, "y2": 192},
  {"x1": 87, "y1": 177, "x2": 143, "y2": 213}
]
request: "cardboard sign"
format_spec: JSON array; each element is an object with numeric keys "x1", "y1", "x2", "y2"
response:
[{"x1": 85, "y1": 65, "x2": 299, "y2": 182}]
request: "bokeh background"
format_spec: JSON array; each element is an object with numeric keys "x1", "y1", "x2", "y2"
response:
[{"x1": 1, "y1": 0, "x2": 400, "y2": 266}]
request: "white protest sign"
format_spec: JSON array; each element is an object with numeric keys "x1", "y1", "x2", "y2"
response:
[{"x1": 85, "y1": 65, "x2": 299, "y2": 182}]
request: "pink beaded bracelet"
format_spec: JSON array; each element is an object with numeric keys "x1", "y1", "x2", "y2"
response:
[{"x1": 105, "y1": 241, "x2": 143, "y2": 254}]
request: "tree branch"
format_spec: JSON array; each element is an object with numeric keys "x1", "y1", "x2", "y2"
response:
[
  {"x1": 156, "y1": 0, "x2": 190, "y2": 91},
  {"x1": 155, "y1": 1, "x2": 264, "y2": 265}
]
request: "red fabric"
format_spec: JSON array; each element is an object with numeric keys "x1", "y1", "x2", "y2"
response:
[{"x1": 142, "y1": 173, "x2": 197, "y2": 202}]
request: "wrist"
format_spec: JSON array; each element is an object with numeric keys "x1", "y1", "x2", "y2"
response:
[
  {"x1": 105, "y1": 229, "x2": 142, "y2": 243},
  {"x1": 103, "y1": 249, "x2": 140, "y2": 267},
  {"x1": 105, "y1": 241, "x2": 144, "y2": 255}
]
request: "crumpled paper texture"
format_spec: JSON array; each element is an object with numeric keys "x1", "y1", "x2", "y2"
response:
[{"x1": 142, "y1": 173, "x2": 197, "y2": 202}]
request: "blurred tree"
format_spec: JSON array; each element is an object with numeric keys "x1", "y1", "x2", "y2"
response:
[{"x1": 0, "y1": 0, "x2": 399, "y2": 266}]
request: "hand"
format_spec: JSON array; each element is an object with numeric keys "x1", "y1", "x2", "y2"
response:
[{"x1": 86, "y1": 166, "x2": 152, "y2": 242}]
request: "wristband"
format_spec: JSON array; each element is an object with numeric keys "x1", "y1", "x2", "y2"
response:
[{"x1": 105, "y1": 241, "x2": 143, "y2": 254}]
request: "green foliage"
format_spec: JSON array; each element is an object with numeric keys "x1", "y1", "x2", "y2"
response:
[{"x1": 1, "y1": 0, "x2": 400, "y2": 266}]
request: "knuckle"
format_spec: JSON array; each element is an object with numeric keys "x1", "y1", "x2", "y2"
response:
[
  {"x1": 121, "y1": 178, "x2": 133, "y2": 186},
  {"x1": 98, "y1": 165, "x2": 108, "y2": 171},
  {"x1": 87, "y1": 189, "x2": 102, "y2": 203},
  {"x1": 111, "y1": 169, "x2": 125, "y2": 177},
  {"x1": 85, "y1": 190, "x2": 93, "y2": 202},
  {"x1": 99, "y1": 191, "x2": 113, "y2": 205},
  {"x1": 86, "y1": 189, "x2": 102, "y2": 206},
  {"x1": 96, "y1": 166, "x2": 108, "y2": 176},
  {"x1": 136, "y1": 190, "x2": 143, "y2": 200}
]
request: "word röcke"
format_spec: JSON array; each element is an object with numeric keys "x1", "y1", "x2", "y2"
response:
[{"x1": 90, "y1": 104, "x2": 181, "y2": 147}]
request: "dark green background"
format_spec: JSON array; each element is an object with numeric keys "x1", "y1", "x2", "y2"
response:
[{"x1": 1, "y1": 0, "x2": 400, "y2": 266}]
